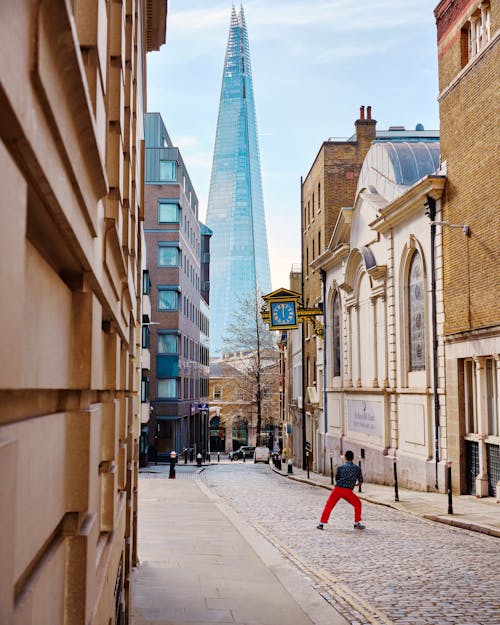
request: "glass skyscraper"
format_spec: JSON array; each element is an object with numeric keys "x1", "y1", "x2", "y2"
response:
[{"x1": 206, "y1": 5, "x2": 272, "y2": 356}]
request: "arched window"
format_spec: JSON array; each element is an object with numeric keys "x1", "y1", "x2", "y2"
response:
[
  {"x1": 333, "y1": 293, "x2": 341, "y2": 376},
  {"x1": 408, "y1": 252, "x2": 425, "y2": 371}
]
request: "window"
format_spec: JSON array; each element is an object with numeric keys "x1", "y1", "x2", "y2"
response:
[
  {"x1": 142, "y1": 325, "x2": 150, "y2": 349},
  {"x1": 158, "y1": 201, "x2": 180, "y2": 224},
  {"x1": 464, "y1": 359, "x2": 478, "y2": 434},
  {"x1": 318, "y1": 182, "x2": 321, "y2": 210},
  {"x1": 158, "y1": 287, "x2": 179, "y2": 311},
  {"x1": 156, "y1": 355, "x2": 179, "y2": 377},
  {"x1": 462, "y1": 2, "x2": 491, "y2": 65},
  {"x1": 159, "y1": 160, "x2": 176, "y2": 182},
  {"x1": 214, "y1": 386, "x2": 222, "y2": 400},
  {"x1": 486, "y1": 358, "x2": 498, "y2": 437},
  {"x1": 141, "y1": 374, "x2": 150, "y2": 402},
  {"x1": 142, "y1": 270, "x2": 151, "y2": 295},
  {"x1": 332, "y1": 293, "x2": 341, "y2": 376},
  {"x1": 408, "y1": 252, "x2": 425, "y2": 371},
  {"x1": 157, "y1": 379, "x2": 178, "y2": 399},
  {"x1": 158, "y1": 333, "x2": 179, "y2": 354},
  {"x1": 158, "y1": 244, "x2": 180, "y2": 267}
]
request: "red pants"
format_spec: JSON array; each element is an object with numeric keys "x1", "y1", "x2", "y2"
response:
[{"x1": 320, "y1": 486, "x2": 362, "y2": 523}]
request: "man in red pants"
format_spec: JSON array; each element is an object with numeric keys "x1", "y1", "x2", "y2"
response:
[{"x1": 317, "y1": 450, "x2": 365, "y2": 530}]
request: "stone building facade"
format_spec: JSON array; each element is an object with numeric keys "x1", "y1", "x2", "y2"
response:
[
  {"x1": 315, "y1": 138, "x2": 445, "y2": 491},
  {"x1": 0, "y1": 2, "x2": 167, "y2": 623},
  {"x1": 435, "y1": 0, "x2": 500, "y2": 497}
]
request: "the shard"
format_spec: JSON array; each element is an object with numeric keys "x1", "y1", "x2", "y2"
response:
[{"x1": 206, "y1": 5, "x2": 272, "y2": 356}]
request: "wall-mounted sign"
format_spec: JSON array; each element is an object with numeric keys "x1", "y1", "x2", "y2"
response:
[{"x1": 347, "y1": 400, "x2": 383, "y2": 437}]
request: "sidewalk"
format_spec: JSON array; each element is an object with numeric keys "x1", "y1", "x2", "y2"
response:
[
  {"x1": 273, "y1": 463, "x2": 500, "y2": 538},
  {"x1": 132, "y1": 472, "x2": 349, "y2": 625}
]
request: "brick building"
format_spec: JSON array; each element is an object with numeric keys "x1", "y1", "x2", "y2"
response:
[
  {"x1": 435, "y1": 0, "x2": 500, "y2": 497},
  {"x1": 144, "y1": 112, "x2": 211, "y2": 461},
  {"x1": 0, "y1": 2, "x2": 167, "y2": 623},
  {"x1": 301, "y1": 107, "x2": 376, "y2": 470}
]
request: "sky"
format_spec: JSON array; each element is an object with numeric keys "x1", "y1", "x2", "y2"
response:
[{"x1": 147, "y1": 0, "x2": 441, "y2": 291}]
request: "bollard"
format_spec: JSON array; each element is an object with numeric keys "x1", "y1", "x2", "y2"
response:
[
  {"x1": 306, "y1": 451, "x2": 310, "y2": 479},
  {"x1": 358, "y1": 458, "x2": 362, "y2": 492},
  {"x1": 196, "y1": 452, "x2": 202, "y2": 467},
  {"x1": 393, "y1": 458, "x2": 399, "y2": 502},
  {"x1": 330, "y1": 457, "x2": 334, "y2": 485},
  {"x1": 217, "y1": 452, "x2": 220, "y2": 463},
  {"x1": 183, "y1": 448, "x2": 188, "y2": 464},
  {"x1": 447, "y1": 461, "x2": 453, "y2": 514},
  {"x1": 169, "y1": 451, "x2": 177, "y2": 479},
  {"x1": 276, "y1": 455, "x2": 282, "y2": 470},
  {"x1": 287, "y1": 459, "x2": 293, "y2": 474}
]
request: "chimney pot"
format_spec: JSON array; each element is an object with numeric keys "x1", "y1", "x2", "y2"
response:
[
  {"x1": 360, "y1": 106, "x2": 365, "y2": 120},
  {"x1": 367, "y1": 106, "x2": 372, "y2": 120}
]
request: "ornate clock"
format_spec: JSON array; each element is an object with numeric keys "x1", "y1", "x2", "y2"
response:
[{"x1": 270, "y1": 300, "x2": 297, "y2": 328}]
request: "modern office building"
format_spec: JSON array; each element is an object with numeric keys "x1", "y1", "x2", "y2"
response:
[
  {"x1": 144, "y1": 113, "x2": 211, "y2": 461},
  {"x1": 0, "y1": 2, "x2": 167, "y2": 624},
  {"x1": 206, "y1": 5, "x2": 272, "y2": 356}
]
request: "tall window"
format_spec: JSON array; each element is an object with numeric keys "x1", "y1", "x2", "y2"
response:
[
  {"x1": 318, "y1": 182, "x2": 321, "y2": 210},
  {"x1": 159, "y1": 160, "x2": 176, "y2": 181},
  {"x1": 332, "y1": 293, "x2": 341, "y2": 376},
  {"x1": 158, "y1": 243, "x2": 180, "y2": 267},
  {"x1": 408, "y1": 252, "x2": 425, "y2": 371},
  {"x1": 214, "y1": 386, "x2": 222, "y2": 400},
  {"x1": 158, "y1": 201, "x2": 180, "y2": 224},
  {"x1": 464, "y1": 359, "x2": 478, "y2": 434},
  {"x1": 462, "y1": 2, "x2": 491, "y2": 65},
  {"x1": 158, "y1": 287, "x2": 179, "y2": 311},
  {"x1": 486, "y1": 357, "x2": 498, "y2": 437}
]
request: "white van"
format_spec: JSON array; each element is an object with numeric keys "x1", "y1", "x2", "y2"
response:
[{"x1": 254, "y1": 446, "x2": 270, "y2": 463}]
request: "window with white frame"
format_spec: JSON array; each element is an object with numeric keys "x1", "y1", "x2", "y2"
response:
[
  {"x1": 408, "y1": 251, "x2": 425, "y2": 371},
  {"x1": 214, "y1": 386, "x2": 222, "y2": 400},
  {"x1": 464, "y1": 359, "x2": 478, "y2": 434},
  {"x1": 486, "y1": 357, "x2": 498, "y2": 437},
  {"x1": 462, "y1": 2, "x2": 491, "y2": 65}
]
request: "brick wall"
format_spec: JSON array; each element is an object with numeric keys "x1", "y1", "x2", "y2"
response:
[{"x1": 437, "y1": 0, "x2": 500, "y2": 334}]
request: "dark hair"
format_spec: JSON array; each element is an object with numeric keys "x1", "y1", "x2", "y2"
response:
[{"x1": 345, "y1": 450, "x2": 354, "y2": 461}]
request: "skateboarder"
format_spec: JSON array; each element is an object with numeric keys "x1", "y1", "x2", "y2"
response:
[{"x1": 317, "y1": 450, "x2": 365, "y2": 530}]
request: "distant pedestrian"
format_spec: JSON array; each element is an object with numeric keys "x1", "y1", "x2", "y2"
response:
[{"x1": 317, "y1": 450, "x2": 365, "y2": 530}]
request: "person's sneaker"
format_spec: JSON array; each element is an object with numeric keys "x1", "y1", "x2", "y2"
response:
[
  {"x1": 353, "y1": 522, "x2": 365, "y2": 530},
  {"x1": 316, "y1": 523, "x2": 324, "y2": 530}
]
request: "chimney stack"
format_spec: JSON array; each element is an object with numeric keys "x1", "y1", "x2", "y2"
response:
[
  {"x1": 367, "y1": 105, "x2": 372, "y2": 120},
  {"x1": 355, "y1": 105, "x2": 376, "y2": 146},
  {"x1": 359, "y1": 105, "x2": 365, "y2": 120}
]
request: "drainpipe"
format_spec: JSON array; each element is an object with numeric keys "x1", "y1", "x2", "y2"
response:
[
  {"x1": 300, "y1": 176, "x2": 307, "y2": 469},
  {"x1": 426, "y1": 195, "x2": 440, "y2": 489},
  {"x1": 320, "y1": 269, "x2": 328, "y2": 471}
]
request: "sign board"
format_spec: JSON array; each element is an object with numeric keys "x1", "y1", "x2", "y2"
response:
[{"x1": 347, "y1": 400, "x2": 383, "y2": 437}]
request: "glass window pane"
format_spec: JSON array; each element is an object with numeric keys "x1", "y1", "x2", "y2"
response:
[
  {"x1": 158, "y1": 246, "x2": 180, "y2": 267},
  {"x1": 159, "y1": 160, "x2": 176, "y2": 181},
  {"x1": 408, "y1": 252, "x2": 425, "y2": 371},
  {"x1": 158, "y1": 334, "x2": 178, "y2": 354},
  {"x1": 158, "y1": 202, "x2": 179, "y2": 223},
  {"x1": 158, "y1": 289, "x2": 178, "y2": 310},
  {"x1": 156, "y1": 355, "x2": 179, "y2": 377},
  {"x1": 157, "y1": 379, "x2": 177, "y2": 398},
  {"x1": 333, "y1": 294, "x2": 341, "y2": 377}
]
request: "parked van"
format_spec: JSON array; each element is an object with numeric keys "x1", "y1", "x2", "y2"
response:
[{"x1": 254, "y1": 446, "x2": 270, "y2": 463}]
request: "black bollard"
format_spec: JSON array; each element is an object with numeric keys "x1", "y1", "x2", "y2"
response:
[
  {"x1": 358, "y1": 458, "x2": 362, "y2": 492},
  {"x1": 394, "y1": 459, "x2": 399, "y2": 502},
  {"x1": 447, "y1": 462, "x2": 453, "y2": 514},
  {"x1": 287, "y1": 459, "x2": 293, "y2": 474},
  {"x1": 330, "y1": 457, "x2": 334, "y2": 485},
  {"x1": 196, "y1": 453, "x2": 202, "y2": 467},
  {"x1": 306, "y1": 451, "x2": 310, "y2": 479},
  {"x1": 169, "y1": 451, "x2": 177, "y2": 479},
  {"x1": 217, "y1": 452, "x2": 220, "y2": 463}
]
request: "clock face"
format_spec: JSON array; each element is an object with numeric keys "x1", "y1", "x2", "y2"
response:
[{"x1": 271, "y1": 301, "x2": 296, "y2": 327}]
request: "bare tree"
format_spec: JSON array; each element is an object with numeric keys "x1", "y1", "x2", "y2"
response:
[{"x1": 222, "y1": 292, "x2": 280, "y2": 446}]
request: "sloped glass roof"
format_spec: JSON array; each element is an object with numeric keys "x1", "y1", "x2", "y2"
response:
[{"x1": 357, "y1": 141, "x2": 440, "y2": 202}]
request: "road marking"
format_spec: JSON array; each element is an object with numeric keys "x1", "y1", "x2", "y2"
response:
[{"x1": 254, "y1": 522, "x2": 394, "y2": 625}]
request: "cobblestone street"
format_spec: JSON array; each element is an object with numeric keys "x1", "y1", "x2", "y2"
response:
[{"x1": 198, "y1": 463, "x2": 500, "y2": 625}]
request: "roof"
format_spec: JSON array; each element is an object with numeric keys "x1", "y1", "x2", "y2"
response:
[{"x1": 357, "y1": 140, "x2": 441, "y2": 201}]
